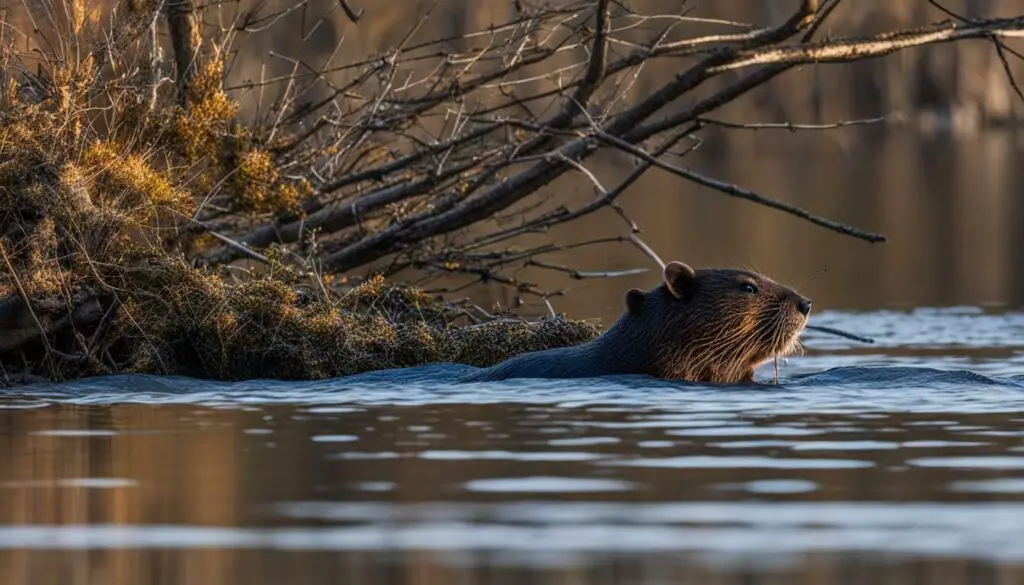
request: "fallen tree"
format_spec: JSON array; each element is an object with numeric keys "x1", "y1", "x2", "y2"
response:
[{"x1": 0, "y1": 0, "x2": 1021, "y2": 383}]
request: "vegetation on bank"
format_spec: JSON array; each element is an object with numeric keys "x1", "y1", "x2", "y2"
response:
[
  {"x1": 0, "y1": 73, "x2": 597, "y2": 383},
  {"x1": 0, "y1": 1, "x2": 601, "y2": 384},
  {"x1": 0, "y1": 0, "x2": 1021, "y2": 384},
  {"x1": 0, "y1": 83, "x2": 597, "y2": 379}
]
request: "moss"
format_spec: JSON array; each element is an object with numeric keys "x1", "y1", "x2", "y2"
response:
[
  {"x1": 444, "y1": 317, "x2": 599, "y2": 367},
  {"x1": 97, "y1": 259, "x2": 598, "y2": 382}
]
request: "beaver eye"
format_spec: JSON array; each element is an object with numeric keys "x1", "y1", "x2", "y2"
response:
[{"x1": 740, "y1": 282, "x2": 758, "y2": 295}]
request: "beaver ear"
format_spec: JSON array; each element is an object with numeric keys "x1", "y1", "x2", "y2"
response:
[
  {"x1": 624, "y1": 288, "x2": 645, "y2": 315},
  {"x1": 663, "y1": 261, "x2": 697, "y2": 300}
]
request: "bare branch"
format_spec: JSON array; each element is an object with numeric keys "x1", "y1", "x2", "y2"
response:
[
  {"x1": 589, "y1": 128, "x2": 885, "y2": 242},
  {"x1": 697, "y1": 116, "x2": 885, "y2": 131},
  {"x1": 805, "y1": 324, "x2": 875, "y2": 344},
  {"x1": 709, "y1": 17, "x2": 1024, "y2": 74},
  {"x1": 165, "y1": 0, "x2": 201, "y2": 106},
  {"x1": 339, "y1": 1, "x2": 363, "y2": 24},
  {"x1": 169, "y1": 0, "x2": 1018, "y2": 299},
  {"x1": 527, "y1": 260, "x2": 649, "y2": 280}
]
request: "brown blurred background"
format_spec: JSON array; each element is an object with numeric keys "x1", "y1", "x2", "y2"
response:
[{"x1": 222, "y1": 0, "x2": 1024, "y2": 321}]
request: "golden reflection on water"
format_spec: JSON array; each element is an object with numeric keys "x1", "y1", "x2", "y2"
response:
[{"x1": 1, "y1": 403, "x2": 1023, "y2": 585}]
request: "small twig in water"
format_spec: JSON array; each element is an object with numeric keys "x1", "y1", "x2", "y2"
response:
[{"x1": 805, "y1": 323, "x2": 875, "y2": 344}]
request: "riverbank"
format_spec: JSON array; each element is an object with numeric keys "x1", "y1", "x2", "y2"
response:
[
  {"x1": 0, "y1": 251, "x2": 597, "y2": 385},
  {"x1": 0, "y1": 50, "x2": 596, "y2": 385}
]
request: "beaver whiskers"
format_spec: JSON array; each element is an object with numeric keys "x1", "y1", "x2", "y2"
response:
[
  {"x1": 463, "y1": 260, "x2": 812, "y2": 384},
  {"x1": 649, "y1": 262, "x2": 810, "y2": 383}
]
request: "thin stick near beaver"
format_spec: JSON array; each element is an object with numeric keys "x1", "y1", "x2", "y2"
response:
[{"x1": 464, "y1": 261, "x2": 811, "y2": 384}]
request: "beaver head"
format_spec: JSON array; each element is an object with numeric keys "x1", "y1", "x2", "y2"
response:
[{"x1": 639, "y1": 261, "x2": 811, "y2": 383}]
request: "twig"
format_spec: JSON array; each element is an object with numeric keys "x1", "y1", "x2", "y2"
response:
[
  {"x1": 527, "y1": 260, "x2": 649, "y2": 280},
  {"x1": 203, "y1": 225, "x2": 272, "y2": 265},
  {"x1": 87, "y1": 298, "x2": 120, "y2": 359},
  {"x1": 590, "y1": 129, "x2": 886, "y2": 243},
  {"x1": 697, "y1": 116, "x2": 885, "y2": 131},
  {"x1": 922, "y1": 1, "x2": 1024, "y2": 107},
  {"x1": 709, "y1": 17, "x2": 1024, "y2": 74},
  {"x1": 339, "y1": 1, "x2": 363, "y2": 24},
  {"x1": 629, "y1": 234, "x2": 665, "y2": 268},
  {"x1": 0, "y1": 241, "x2": 56, "y2": 378},
  {"x1": 543, "y1": 297, "x2": 557, "y2": 318},
  {"x1": 146, "y1": 0, "x2": 166, "y2": 113},
  {"x1": 994, "y1": 41, "x2": 1024, "y2": 106},
  {"x1": 805, "y1": 323, "x2": 875, "y2": 344}
]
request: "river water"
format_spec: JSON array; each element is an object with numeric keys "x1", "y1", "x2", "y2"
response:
[{"x1": 2, "y1": 308, "x2": 1024, "y2": 584}]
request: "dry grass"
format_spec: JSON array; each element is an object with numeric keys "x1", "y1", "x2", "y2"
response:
[
  {"x1": 108, "y1": 263, "x2": 597, "y2": 381},
  {"x1": 0, "y1": 0, "x2": 596, "y2": 383}
]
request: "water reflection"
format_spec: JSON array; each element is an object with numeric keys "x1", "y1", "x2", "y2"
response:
[{"x1": 2, "y1": 387, "x2": 1024, "y2": 584}]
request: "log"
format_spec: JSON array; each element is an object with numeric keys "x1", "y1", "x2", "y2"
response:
[{"x1": 0, "y1": 294, "x2": 105, "y2": 354}]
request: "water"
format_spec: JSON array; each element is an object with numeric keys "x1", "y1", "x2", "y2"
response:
[{"x1": 2, "y1": 309, "x2": 1024, "y2": 584}]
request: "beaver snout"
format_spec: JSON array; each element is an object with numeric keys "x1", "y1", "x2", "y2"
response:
[{"x1": 795, "y1": 296, "x2": 812, "y2": 316}]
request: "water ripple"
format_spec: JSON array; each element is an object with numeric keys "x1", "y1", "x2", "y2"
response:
[{"x1": 5, "y1": 307, "x2": 1024, "y2": 571}]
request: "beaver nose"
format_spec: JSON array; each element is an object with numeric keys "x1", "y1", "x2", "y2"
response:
[{"x1": 796, "y1": 297, "x2": 812, "y2": 316}]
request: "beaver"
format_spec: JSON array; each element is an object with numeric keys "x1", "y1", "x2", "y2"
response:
[{"x1": 463, "y1": 261, "x2": 811, "y2": 384}]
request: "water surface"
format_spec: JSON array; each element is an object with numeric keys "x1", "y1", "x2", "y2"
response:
[{"x1": 2, "y1": 308, "x2": 1024, "y2": 584}]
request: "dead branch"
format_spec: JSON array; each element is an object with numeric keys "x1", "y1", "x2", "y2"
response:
[
  {"x1": 165, "y1": 0, "x2": 201, "y2": 106},
  {"x1": 588, "y1": 128, "x2": 886, "y2": 242},
  {"x1": 805, "y1": 324, "x2": 875, "y2": 344},
  {"x1": 339, "y1": 1, "x2": 362, "y2": 24},
  {"x1": 697, "y1": 117, "x2": 885, "y2": 131},
  {"x1": 526, "y1": 259, "x2": 649, "y2": 280},
  {"x1": 0, "y1": 242, "x2": 55, "y2": 374},
  {"x1": 708, "y1": 16, "x2": 1024, "y2": 74}
]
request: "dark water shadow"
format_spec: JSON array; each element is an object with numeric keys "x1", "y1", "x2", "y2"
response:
[{"x1": 5, "y1": 365, "x2": 1023, "y2": 412}]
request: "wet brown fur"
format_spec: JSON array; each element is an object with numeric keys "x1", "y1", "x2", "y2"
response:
[
  {"x1": 465, "y1": 261, "x2": 811, "y2": 384},
  {"x1": 646, "y1": 261, "x2": 810, "y2": 383}
]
